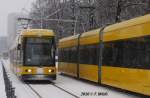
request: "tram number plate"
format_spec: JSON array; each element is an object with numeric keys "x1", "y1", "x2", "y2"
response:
[
  {"x1": 36, "y1": 75, "x2": 44, "y2": 79},
  {"x1": 37, "y1": 68, "x2": 43, "y2": 74}
]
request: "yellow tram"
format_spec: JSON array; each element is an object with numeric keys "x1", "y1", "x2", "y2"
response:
[
  {"x1": 10, "y1": 29, "x2": 56, "y2": 81},
  {"x1": 58, "y1": 14, "x2": 150, "y2": 96}
]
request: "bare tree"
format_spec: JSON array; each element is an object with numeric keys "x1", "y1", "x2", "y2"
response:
[{"x1": 29, "y1": 0, "x2": 150, "y2": 41}]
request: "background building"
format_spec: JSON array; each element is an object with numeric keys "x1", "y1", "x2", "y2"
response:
[{"x1": 7, "y1": 13, "x2": 29, "y2": 48}]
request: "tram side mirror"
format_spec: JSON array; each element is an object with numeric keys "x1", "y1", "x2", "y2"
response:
[{"x1": 17, "y1": 44, "x2": 21, "y2": 50}]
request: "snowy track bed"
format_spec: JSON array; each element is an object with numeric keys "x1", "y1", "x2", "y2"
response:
[
  {"x1": 2, "y1": 59, "x2": 140, "y2": 98},
  {"x1": 28, "y1": 84, "x2": 76, "y2": 98}
]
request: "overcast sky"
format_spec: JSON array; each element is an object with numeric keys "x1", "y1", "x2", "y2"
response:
[{"x1": 0, "y1": 0, "x2": 36, "y2": 36}]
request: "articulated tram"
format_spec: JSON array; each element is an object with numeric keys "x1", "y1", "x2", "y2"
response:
[
  {"x1": 10, "y1": 29, "x2": 56, "y2": 81},
  {"x1": 58, "y1": 14, "x2": 150, "y2": 96}
]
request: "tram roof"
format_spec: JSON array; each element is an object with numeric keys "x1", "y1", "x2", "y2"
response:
[
  {"x1": 59, "y1": 14, "x2": 150, "y2": 48},
  {"x1": 21, "y1": 29, "x2": 55, "y2": 37}
]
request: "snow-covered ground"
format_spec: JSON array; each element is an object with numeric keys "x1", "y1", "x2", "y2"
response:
[
  {"x1": 0, "y1": 61, "x2": 7, "y2": 98},
  {"x1": 2, "y1": 59, "x2": 141, "y2": 98},
  {"x1": 2, "y1": 59, "x2": 39, "y2": 98},
  {"x1": 54, "y1": 75, "x2": 139, "y2": 98}
]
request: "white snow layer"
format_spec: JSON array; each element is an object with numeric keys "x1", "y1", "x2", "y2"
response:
[
  {"x1": 2, "y1": 59, "x2": 39, "y2": 98},
  {"x1": 0, "y1": 60, "x2": 7, "y2": 98}
]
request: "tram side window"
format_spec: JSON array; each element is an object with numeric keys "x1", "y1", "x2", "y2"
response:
[
  {"x1": 61, "y1": 49, "x2": 66, "y2": 62},
  {"x1": 79, "y1": 45, "x2": 98, "y2": 65},
  {"x1": 114, "y1": 42, "x2": 124, "y2": 66},
  {"x1": 65, "y1": 48, "x2": 70, "y2": 62},
  {"x1": 58, "y1": 49, "x2": 63, "y2": 62},
  {"x1": 90, "y1": 45, "x2": 99, "y2": 65},
  {"x1": 63, "y1": 49, "x2": 68, "y2": 62},
  {"x1": 122, "y1": 39, "x2": 150, "y2": 68},
  {"x1": 59, "y1": 47, "x2": 77, "y2": 63},
  {"x1": 103, "y1": 41, "x2": 133, "y2": 67},
  {"x1": 63, "y1": 49, "x2": 69, "y2": 62},
  {"x1": 143, "y1": 42, "x2": 150, "y2": 67},
  {"x1": 79, "y1": 46, "x2": 88, "y2": 64},
  {"x1": 103, "y1": 41, "x2": 136, "y2": 67},
  {"x1": 103, "y1": 37, "x2": 150, "y2": 69},
  {"x1": 136, "y1": 41, "x2": 147, "y2": 67},
  {"x1": 123, "y1": 41, "x2": 138, "y2": 66},
  {"x1": 70, "y1": 47, "x2": 77, "y2": 63},
  {"x1": 103, "y1": 43, "x2": 113, "y2": 65},
  {"x1": 133, "y1": 39, "x2": 150, "y2": 68}
]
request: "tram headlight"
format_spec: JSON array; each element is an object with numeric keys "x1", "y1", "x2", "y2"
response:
[
  {"x1": 27, "y1": 69, "x2": 32, "y2": 73},
  {"x1": 48, "y1": 69, "x2": 53, "y2": 73}
]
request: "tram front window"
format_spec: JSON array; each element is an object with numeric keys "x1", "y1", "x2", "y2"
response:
[{"x1": 24, "y1": 38, "x2": 55, "y2": 66}]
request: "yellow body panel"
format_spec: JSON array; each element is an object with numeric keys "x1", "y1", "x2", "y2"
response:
[
  {"x1": 101, "y1": 66, "x2": 150, "y2": 96},
  {"x1": 21, "y1": 29, "x2": 55, "y2": 37},
  {"x1": 58, "y1": 62, "x2": 77, "y2": 77},
  {"x1": 58, "y1": 34, "x2": 79, "y2": 48},
  {"x1": 80, "y1": 21, "x2": 150, "y2": 45},
  {"x1": 79, "y1": 64, "x2": 98, "y2": 82},
  {"x1": 79, "y1": 29, "x2": 99, "y2": 45},
  {"x1": 58, "y1": 62, "x2": 150, "y2": 96},
  {"x1": 103, "y1": 21, "x2": 150, "y2": 42},
  {"x1": 104, "y1": 14, "x2": 150, "y2": 32},
  {"x1": 58, "y1": 39, "x2": 78, "y2": 48}
]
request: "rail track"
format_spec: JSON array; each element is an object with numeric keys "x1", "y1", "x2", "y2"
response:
[
  {"x1": 26, "y1": 82, "x2": 80, "y2": 98},
  {"x1": 26, "y1": 84, "x2": 42, "y2": 98},
  {"x1": 51, "y1": 82, "x2": 80, "y2": 98}
]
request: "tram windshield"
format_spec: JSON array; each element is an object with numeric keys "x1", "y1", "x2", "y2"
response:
[{"x1": 24, "y1": 37, "x2": 55, "y2": 66}]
